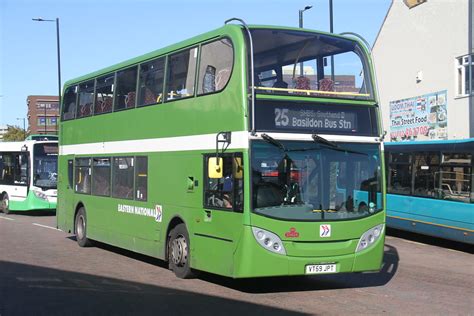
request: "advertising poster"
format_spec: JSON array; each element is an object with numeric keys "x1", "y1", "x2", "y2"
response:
[{"x1": 389, "y1": 90, "x2": 447, "y2": 141}]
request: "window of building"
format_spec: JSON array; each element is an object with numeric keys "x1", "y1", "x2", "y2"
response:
[
  {"x1": 112, "y1": 157, "x2": 134, "y2": 199},
  {"x1": 197, "y1": 39, "x2": 233, "y2": 95},
  {"x1": 62, "y1": 86, "x2": 77, "y2": 121},
  {"x1": 38, "y1": 117, "x2": 57, "y2": 126},
  {"x1": 95, "y1": 74, "x2": 115, "y2": 115},
  {"x1": 204, "y1": 154, "x2": 243, "y2": 211},
  {"x1": 456, "y1": 54, "x2": 474, "y2": 97},
  {"x1": 138, "y1": 58, "x2": 165, "y2": 107},
  {"x1": 114, "y1": 67, "x2": 138, "y2": 111},
  {"x1": 77, "y1": 80, "x2": 95, "y2": 118},
  {"x1": 413, "y1": 152, "x2": 440, "y2": 197},
  {"x1": 75, "y1": 158, "x2": 92, "y2": 194},
  {"x1": 165, "y1": 47, "x2": 198, "y2": 101},
  {"x1": 92, "y1": 158, "x2": 111, "y2": 196},
  {"x1": 37, "y1": 117, "x2": 46, "y2": 126},
  {"x1": 135, "y1": 156, "x2": 148, "y2": 201}
]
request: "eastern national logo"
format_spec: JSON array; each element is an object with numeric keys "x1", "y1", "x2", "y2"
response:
[{"x1": 320, "y1": 224, "x2": 331, "y2": 238}]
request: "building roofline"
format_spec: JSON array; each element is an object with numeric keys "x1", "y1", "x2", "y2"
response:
[{"x1": 372, "y1": 0, "x2": 394, "y2": 51}]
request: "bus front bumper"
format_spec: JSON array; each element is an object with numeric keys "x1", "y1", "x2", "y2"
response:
[
  {"x1": 232, "y1": 225, "x2": 385, "y2": 278},
  {"x1": 8, "y1": 191, "x2": 57, "y2": 212}
]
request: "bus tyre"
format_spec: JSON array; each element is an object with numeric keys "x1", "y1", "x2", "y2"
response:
[
  {"x1": 1, "y1": 193, "x2": 10, "y2": 214},
  {"x1": 168, "y1": 223, "x2": 195, "y2": 279},
  {"x1": 75, "y1": 207, "x2": 92, "y2": 247}
]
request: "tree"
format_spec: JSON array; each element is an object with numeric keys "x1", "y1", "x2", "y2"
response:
[{"x1": 2, "y1": 125, "x2": 28, "y2": 141}]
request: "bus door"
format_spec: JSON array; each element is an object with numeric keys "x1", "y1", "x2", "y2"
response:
[
  {"x1": 195, "y1": 153, "x2": 244, "y2": 275},
  {"x1": 11, "y1": 152, "x2": 29, "y2": 204},
  {"x1": 57, "y1": 157, "x2": 75, "y2": 229}
]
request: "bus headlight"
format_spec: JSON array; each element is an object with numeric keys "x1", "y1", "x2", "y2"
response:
[
  {"x1": 356, "y1": 224, "x2": 384, "y2": 253},
  {"x1": 33, "y1": 190, "x2": 48, "y2": 201},
  {"x1": 252, "y1": 227, "x2": 286, "y2": 255}
]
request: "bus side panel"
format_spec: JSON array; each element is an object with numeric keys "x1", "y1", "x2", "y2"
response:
[
  {"x1": 386, "y1": 194, "x2": 474, "y2": 244},
  {"x1": 156, "y1": 151, "x2": 243, "y2": 276}
]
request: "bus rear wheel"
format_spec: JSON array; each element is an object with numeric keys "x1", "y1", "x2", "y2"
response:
[
  {"x1": 75, "y1": 207, "x2": 92, "y2": 247},
  {"x1": 1, "y1": 193, "x2": 10, "y2": 214},
  {"x1": 168, "y1": 223, "x2": 195, "y2": 279}
]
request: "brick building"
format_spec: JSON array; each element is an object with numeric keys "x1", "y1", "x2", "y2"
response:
[{"x1": 26, "y1": 95, "x2": 60, "y2": 135}]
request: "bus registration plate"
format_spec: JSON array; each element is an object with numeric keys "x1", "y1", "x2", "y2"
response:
[{"x1": 305, "y1": 264, "x2": 337, "y2": 274}]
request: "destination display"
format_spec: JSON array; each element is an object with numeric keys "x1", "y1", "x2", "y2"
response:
[{"x1": 254, "y1": 100, "x2": 378, "y2": 136}]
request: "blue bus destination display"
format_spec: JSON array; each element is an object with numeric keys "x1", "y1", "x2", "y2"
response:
[{"x1": 255, "y1": 100, "x2": 378, "y2": 136}]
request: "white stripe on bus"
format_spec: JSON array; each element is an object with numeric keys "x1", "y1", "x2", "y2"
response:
[
  {"x1": 59, "y1": 132, "x2": 380, "y2": 156},
  {"x1": 60, "y1": 131, "x2": 249, "y2": 155}
]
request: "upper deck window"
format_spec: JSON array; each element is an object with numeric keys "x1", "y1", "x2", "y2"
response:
[
  {"x1": 77, "y1": 80, "x2": 95, "y2": 118},
  {"x1": 115, "y1": 66, "x2": 138, "y2": 111},
  {"x1": 250, "y1": 29, "x2": 374, "y2": 100},
  {"x1": 62, "y1": 85, "x2": 77, "y2": 121},
  {"x1": 197, "y1": 38, "x2": 233, "y2": 95},
  {"x1": 138, "y1": 57, "x2": 165, "y2": 107},
  {"x1": 95, "y1": 74, "x2": 114, "y2": 115},
  {"x1": 165, "y1": 47, "x2": 198, "y2": 101}
]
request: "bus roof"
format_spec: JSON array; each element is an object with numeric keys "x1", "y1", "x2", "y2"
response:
[
  {"x1": 0, "y1": 140, "x2": 58, "y2": 152},
  {"x1": 25, "y1": 134, "x2": 59, "y2": 141},
  {"x1": 385, "y1": 138, "x2": 474, "y2": 146},
  {"x1": 63, "y1": 24, "x2": 365, "y2": 89}
]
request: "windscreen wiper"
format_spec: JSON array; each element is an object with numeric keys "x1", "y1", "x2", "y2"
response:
[
  {"x1": 261, "y1": 133, "x2": 287, "y2": 151},
  {"x1": 311, "y1": 134, "x2": 367, "y2": 156},
  {"x1": 312, "y1": 134, "x2": 338, "y2": 148}
]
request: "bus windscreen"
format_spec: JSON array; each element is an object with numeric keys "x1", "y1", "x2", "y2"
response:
[
  {"x1": 33, "y1": 143, "x2": 58, "y2": 189},
  {"x1": 250, "y1": 29, "x2": 374, "y2": 100}
]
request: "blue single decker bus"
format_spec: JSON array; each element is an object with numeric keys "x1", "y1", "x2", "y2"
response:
[{"x1": 385, "y1": 139, "x2": 473, "y2": 244}]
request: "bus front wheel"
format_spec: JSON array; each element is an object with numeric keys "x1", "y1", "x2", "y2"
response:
[
  {"x1": 168, "y1": 223, "x2": 195, "y2": 279},
  {"x1": 1, "y1": 193, "x2": 10, "y2": 214},
  {"x1": 75, "y1": 207, "x2": 92, "y2": 247}
]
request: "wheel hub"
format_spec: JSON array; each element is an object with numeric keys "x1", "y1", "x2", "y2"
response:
[{"x1": 171, "y1": 235, "x2": 188, "y2": 266}]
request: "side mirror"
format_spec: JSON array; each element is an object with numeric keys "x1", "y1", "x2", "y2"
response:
[
  {"x1": 208, "y1": 157, "x2": 223, "y2": 179},
  {"x1": 233, "y1": 157, "x2": 243, "y2": 179}
]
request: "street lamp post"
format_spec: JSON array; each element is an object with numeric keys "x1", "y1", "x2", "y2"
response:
[
  {"x1": 329, "y1": 0, "x2": 335, "y2": 81},
  {"x1": 298, "y1": 5, "x2": 313, "y2": 77},
  {"x1": 16, "y1": 118, "x2": 26, "y2": 140},
  {"x1": 32, "y1": 17, "x2": 61, "y2": 136}
]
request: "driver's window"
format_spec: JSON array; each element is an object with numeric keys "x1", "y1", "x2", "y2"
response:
[{"x1": 204, "y1": 153, "x2": 243, "y2": 211}]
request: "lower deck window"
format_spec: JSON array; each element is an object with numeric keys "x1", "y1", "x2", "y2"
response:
[
  {"x1": 135, "y1": 157, "x2": 148, "y2": 201},
  {"x1": 75, "y1": 158, "x2": 92, "y2": 194},
  {"x1": 112, "y1": 157, "x2": 134, "y2": 200},
  {"x1": 92, "y1": 158, "x2": 111, "y2": 196}
]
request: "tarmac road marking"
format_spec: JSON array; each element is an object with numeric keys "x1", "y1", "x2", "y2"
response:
[
  {"x1": 32, "y1": 223, "x2": 61, "y2": 231},
  {"x1": 0, "y1": 216, "x2": 14, "y2": 221},
  {"x1": 17, "y1": 277, "x2": 62, "y2": 283}
]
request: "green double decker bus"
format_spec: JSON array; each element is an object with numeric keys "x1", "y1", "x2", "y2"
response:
[{"x1": 57, "y1": 20, "x2": 385, "y2": 279}]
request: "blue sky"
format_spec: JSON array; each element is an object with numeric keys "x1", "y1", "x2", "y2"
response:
[{"x1": 0, "y1": 0, "x2": 391, "y2": 127}]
